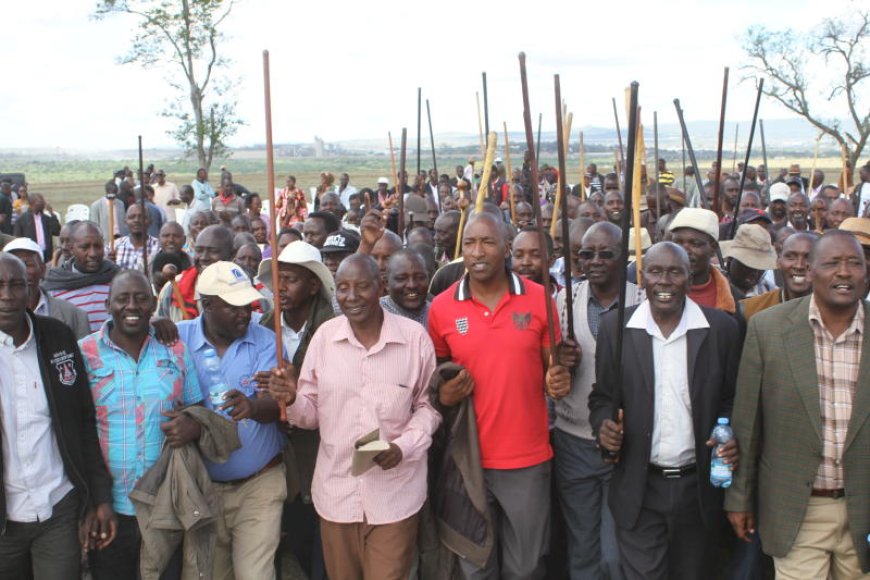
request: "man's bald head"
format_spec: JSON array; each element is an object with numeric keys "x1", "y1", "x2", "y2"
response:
[
  {"x1": 582, "y1": 221, "x2": 621, "y2": 247},
  {"x1": 70, "y1": 220, "x2": 104, "y2": 243},
  {"x1": 645, "y1": 241, "x2": 691, "y2": 274},
  {"x1": 336, "y1": 253, "x2": 380, "y2": 285},
  {"x1": 464, "y1": 212, "x2": 506, "y2": 242}
]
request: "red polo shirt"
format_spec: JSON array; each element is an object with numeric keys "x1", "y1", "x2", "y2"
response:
[{"x1": 428, "y1": 272, "x2": 558, "y2": 469}]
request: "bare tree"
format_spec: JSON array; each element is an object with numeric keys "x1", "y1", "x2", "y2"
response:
[
  {"x1": 95, "y1": 0, "x2": 243, "y2": 170},
  {"x1": 741, "y1": 9, "x2": 869, "y2": 183}
]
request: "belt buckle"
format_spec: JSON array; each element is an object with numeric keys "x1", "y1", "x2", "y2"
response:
[{"x1": 662, "y1": 468, "x2": 681, "y2": 479}]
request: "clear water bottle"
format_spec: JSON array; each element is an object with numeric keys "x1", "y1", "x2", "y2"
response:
[
  {"x1": 710, "y1": 417, "x2": 734, "y2": 489},
  {"x1": 202, "y1": 348, "x2": 230, "y2": 417}
]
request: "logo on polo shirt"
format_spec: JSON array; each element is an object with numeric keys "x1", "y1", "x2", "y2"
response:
[
  {"x1": 455, "y1": 317, "x2": 469, "y2": 335},
  {"x1": 513, "y1": 312, "x2": 531, "y2": 330}
]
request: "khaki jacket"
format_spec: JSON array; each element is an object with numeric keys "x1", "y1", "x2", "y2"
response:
[{"x1": 131, "y1": 407, "x2": 241, "y2": 580}]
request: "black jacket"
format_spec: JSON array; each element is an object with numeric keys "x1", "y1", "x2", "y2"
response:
[
  {"x1": 589, "y1": 304, "x2": 741, "y2": 530},
  {"x1": 13, "y1": 210, "x2": 61, "y2": 262},
  {"x1": 0, "y1": 312, "x2": 113, "y2": 532}
]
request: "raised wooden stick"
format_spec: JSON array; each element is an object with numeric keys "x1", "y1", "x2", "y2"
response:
[
  {"x1": 475, "y1": 133, "x2": 498, "y2": 213},
  {"x1": 388, "y1": 132, "x2": 398, "y2": 204},
  {"x1": 519, "y1": 52, "x2": 558, "y2": 354},
  {"x1": 713, "y1": 67, "x2": 730, "y2": 218},
  {"x1": 399, "y1": 128, "x2": 408, "y2": 235},
  {"x1": 263, "y1": 50, "x2": 286, "y2": 422},
  {"x1": 426, "y1": 99, "x2": 438, "y2": 179},
  {"x1": 578, "y1": 132, "x2": 586, "y2": 200},
  {"x1": 554, "y1": 75, "x2": 574, "y2": 342},
  {"x1": 504, "y1": 122, "x2": 515, "y2": 224}
]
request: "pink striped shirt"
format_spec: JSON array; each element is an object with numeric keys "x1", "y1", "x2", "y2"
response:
[
  {"x1": 49, "y1": 284, "x2": 111, "y2": 332},
  {"x1": 288, "y1": 310, "x2": 440, "y2": 525}
]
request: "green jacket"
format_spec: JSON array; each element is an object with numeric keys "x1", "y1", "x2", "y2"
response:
[
  {"x1": 260, "y1": 294, "x2": 335, "y2": 502},
  {"x1": 725, "y1": 296, "x2": 870, "y2": 572}
]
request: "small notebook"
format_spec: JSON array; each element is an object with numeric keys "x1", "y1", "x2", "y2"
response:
[{"x1": 351, "y1": 428, "x2": 390, "y2": 476}]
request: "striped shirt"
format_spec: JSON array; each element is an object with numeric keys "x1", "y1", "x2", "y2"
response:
[
  {"x1": 808, "y1": 296, "x2": 863, "y2": 490},
  {"x1": 288, "y1": 310, "x2": 440, "y2": 525},
  {"x1": 79, "y1": 322, "x2": 202, "y2": 515},
  {"x1": 49, "y1": 284, "x2": 111, "y2": 332},
  {"x1": 109, "y1": 235, "x2": 160, "y2": 271}
]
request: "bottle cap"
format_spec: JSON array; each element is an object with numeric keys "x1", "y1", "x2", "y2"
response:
[{"x1": 717, "y1": 417, "x2": 729, "y2": 425}]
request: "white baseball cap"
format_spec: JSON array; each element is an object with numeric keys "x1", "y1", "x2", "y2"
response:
[
  {"x1": 768, "y1": 182, "x2": 790, "y2": 203},
  {"x1": 196, "y1": 261, "x2": 263, "y2": 306},
  {"x1": 3, "y1": 237, "x2": 44, "y2": 259},
  {"x1": 667, "y1": 207, "x2": 720, "y2": 241},
  {"x1": 377, "y1": 177, "x2": 390, "y2": 185}
]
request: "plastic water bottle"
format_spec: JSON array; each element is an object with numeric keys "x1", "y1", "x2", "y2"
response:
[
  {"x1": 201, "y1": 348, "x2": 230, "y2": 417},
  {"x1": 710, "y1": 417, "x2": 734, "y2": 488}
]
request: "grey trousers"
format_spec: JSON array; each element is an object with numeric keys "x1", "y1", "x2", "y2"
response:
[
  {"x1": 459, "y1": 461, "x2": 551, "y2": 580},
  {"x1": 553, "y1": 429, "x2": 622, "y2": 580},
  {"x1": 0, "y1": 490, "x2": 80, "y2": 580}
]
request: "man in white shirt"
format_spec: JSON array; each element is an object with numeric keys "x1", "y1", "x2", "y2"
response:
[
  {"x1": 151, "y1": 169, "x2": 180, "y2": 216},
  {"x1": 587, "y1": 242, "x2": 741, "y2": 580},
  {"x1": 0, "y1": 253, "x2": 116, "y2": 579},
  {"x1": 335, "y1": 172, "x2": 358, "y2": 211}
]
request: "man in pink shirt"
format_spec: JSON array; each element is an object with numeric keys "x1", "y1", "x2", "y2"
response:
[{"x1": 273, "y1": 254, "x2": 440, "y2": 580}]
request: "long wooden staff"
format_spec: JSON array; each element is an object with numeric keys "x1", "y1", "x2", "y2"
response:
[
  {"x1": 263, "y1": 50, "x2": 286, "y2": 422},
  {"x1": 138, "y1": 135, "x2": 149, "y2": 275},
  {"x1": 653, "y1": 112, "x2": 661, "y2": 218},
  {"x1": 727, "y1": 80, "x2": 764, "y2": 240},
  {"x1": 631, "y1": 107, "x2": 644, "y2": 280},
  {"x1": 612, "y1": 97, "x2": 626, "y2": 169},
  {"x1": 613, "y1": 149, "x2": 621, "y2": 191},
  {"x1": 416, "y1": 88, "x2": 422, "y2": 177},
  {"x1": 482, "y1": 72, "x2": 490, "y2": 141},
  {"x1": 550, "y1": 105, "x2": 572, "y2": 238},
  {"x1": 603, "y1": 81, "x2": 640, "y2": 462},
  {"x1": 108, "y1": 194, "x2": 116, "y2": 254},
  {"x1": 682, "y1": 133, "x2": 687, "y2": 195},
  {"x1": 504, "y1": 122, "x2": 515, "y2": 224},
  {"x1": 713, "y1": 67, "x2": 729, "y2": 218},
  {"x1": 519, "y1": 52, "x2": 557, "y2": 353},
  {"x1": 535, "y1": 112, "x2": 543, "y2": 169},
  {"x1": 840, "y1": 143, "x2": 850, "y2": 195},
  {"x1": 808, "y1": 132, "x2": 822, "y2": 197},
  {"x1": 674, "y1": 100, "x2": 713, "y2": 212},
  {"x1": 426, "y1": 99, "x2": 438, "y2": 180},
  {"x1": 578, "y1": 132, "x2": 586, "y2": 201},
  {"x1": 399, "y1": 128, "x2": 407, "y2": 235},
  {"x1": 388, "y1": 132, "x2": 398, "y2": 205},
  {"x1": 475, "y1": 133, "x2": 498, "y2": 213},
  {"x1": 454, "y1": 184, "x2": 469, "y2": 260},
  {"x1": 554, "y1": 75, "x2": 574, "y2": 341},
  {"x1": 476, "y1": 92, "x2": 485, "y2": 157},
  {"x1": 732, "y1": 124, "x2": 740, "y2": 175}
]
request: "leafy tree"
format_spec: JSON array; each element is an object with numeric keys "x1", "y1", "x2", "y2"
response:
[
  {"x1": 741, "y1": 9, "x2": 869, "y2": 183},
  {"x1": 95, "y1": 0, "x2": 243, "y2": 170}
]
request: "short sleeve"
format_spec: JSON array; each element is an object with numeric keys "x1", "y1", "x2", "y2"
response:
[
  {"x1": 180, "y1": 347, "x2": 204, "y2": 405},
  {"x1": 427, "y1": 302, "x2": 451, "y2": 358}
]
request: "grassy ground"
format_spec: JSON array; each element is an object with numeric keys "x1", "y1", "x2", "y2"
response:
[{"x1": 16, "y1": 155, "x2": 851, "y2": 218}]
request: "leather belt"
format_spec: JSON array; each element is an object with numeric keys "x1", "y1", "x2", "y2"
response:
[
  {"x1": 811, "y1": 488, "x2": 845, "y2": 499},
  {"x1": 649, "y1": 464, "x2": 697, "y2": 479},
  {"x1": 213, "y1": 453, "x2": 283, "y2": 486}
]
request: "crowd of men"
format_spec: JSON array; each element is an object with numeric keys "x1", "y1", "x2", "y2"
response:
[{"x1": 0, "y1": 154, "x2": 869, "y2": 580}]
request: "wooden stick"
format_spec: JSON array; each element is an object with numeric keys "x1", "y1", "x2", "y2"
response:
[
  {"x1": 605, "y1": 81, "x2": 640, "y2": 461},
  {"x1": 399, "y1": 128, "x2": 407, "y2": 235},
  {"x1": 713, "y1": 67, "x2": 729, "y2": 218},
  {"x1": 416, "y1": 88, "x2": 422, "y2": 177},
  {"x1": 631, "y1": 108, "x2": 644, "y2": 283},
  {"x1": 263, "y1": 50, "x2": 286, "y2": 422},
  {"x1": 518, "y1": 52, "x2": 558, "y2": 356},
  {"x1": 108, "y1": 195, "x2": 115, "y2": 254},
  {"x1": 454, "y1": 185, "x2": 469, "y2": 260},
  {"x1": 426, "y1": 99, "x2": 438, "y2": 180},
  {"x1": 578, "y1": 132, "x2": 586, "y2": 201},
  {"x1": 727, "y1": 79, "x2": 764, "y2": 240},
  {"x1": 137, "y1": 135, "x2": 149, "y2": 275},
  {"x1": 614, "y1": 149, "x2": 621, "y2": 192},
  {"x1": 840, "y1": 143, "x2": 850, "y2": 194},
  {"x1": 476, "y1": 92, "x2": 485, "y2": 158},
  {"x1": 504, "y1": 122, "x2": 515, "y2": 224},
  {"x1": 388, "y1": 131, "x2": 398, "y2": 204},
  {"x1": 612, "y1": 96, "x2": 625, "y2": 169},
  {"x1": 535, "y1": 112, "x2": 543, "y2": 168},
  {"x1": 170, "y1": 279, "x2": 189, "y2": 321},
  {"x1": 554, "y1": 74, "x2": 574, "y2": 342},
  {"x1": 475, "y1": 133, "x2": 498, "y2": 213}
]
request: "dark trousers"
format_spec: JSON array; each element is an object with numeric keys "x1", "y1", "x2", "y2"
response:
[
  {"x1": 281, "y1": 497, "x2": 326, "y2": 579},
  {"x1": 89, "y1": 514, "x2": 181, "y2": 580},
  {"x1": 615, "y1": 471, "x2": 716, "y2": 580},
  {"x1": 0, "y1": 490, "x2": 80, "y2": 580}
]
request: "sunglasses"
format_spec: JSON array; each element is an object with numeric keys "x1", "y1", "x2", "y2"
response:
[{"x1": 576, "y1": 248, "x2": 620, "y2": 260}]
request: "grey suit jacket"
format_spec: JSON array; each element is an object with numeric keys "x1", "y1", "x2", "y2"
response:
[
  {"x1": 45, "y1": 293, "x2": 91, "y2": 339},
  {"x1": 725, "y1": 296, "x2": 870, "y2": 572},
  {"x1": 89, "y1": 197, "x2": 127, "y2": 238},
  {"x1": 589, "y1": 304, "x2": 741, "y2": 530}
]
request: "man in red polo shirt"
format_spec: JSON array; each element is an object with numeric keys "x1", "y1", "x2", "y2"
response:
[{"x1": 428, "y1": 212, "x2": 560, "y2": 579}]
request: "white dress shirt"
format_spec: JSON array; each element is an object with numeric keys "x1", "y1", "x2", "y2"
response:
[
  {"x1": 280, "y1": 317, "x2": 308, "y2": 362},
  {"x1": 0, "y1": 318, "x2": 73, "y2": 522},
  {"x1": 627, "y1": 298, "x2": 709, "y2": 467}
]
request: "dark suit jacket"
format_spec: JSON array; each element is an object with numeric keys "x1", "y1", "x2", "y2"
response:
[
  {"x1": 725, "y1": 296, "x2": 870, "y2": 572},
  {"x1": 589, "y1": 303, "x2": 741, "y2": 530},
  {"x1": 13, "y1": 210, "x2": 61, "y2": 261}
]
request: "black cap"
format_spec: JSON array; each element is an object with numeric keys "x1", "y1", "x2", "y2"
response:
[{"x1": 320, "y1": 229, "x2": 361, "y2": 254}]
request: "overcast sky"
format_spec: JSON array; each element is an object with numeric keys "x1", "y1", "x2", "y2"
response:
[{"x1": 1, "y1": 0, "x2": 858, "y2": 151}]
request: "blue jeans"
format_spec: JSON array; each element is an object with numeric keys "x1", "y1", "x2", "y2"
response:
[{"x1": 553, "y1": 429, "x2": 621, "y2": 580}]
